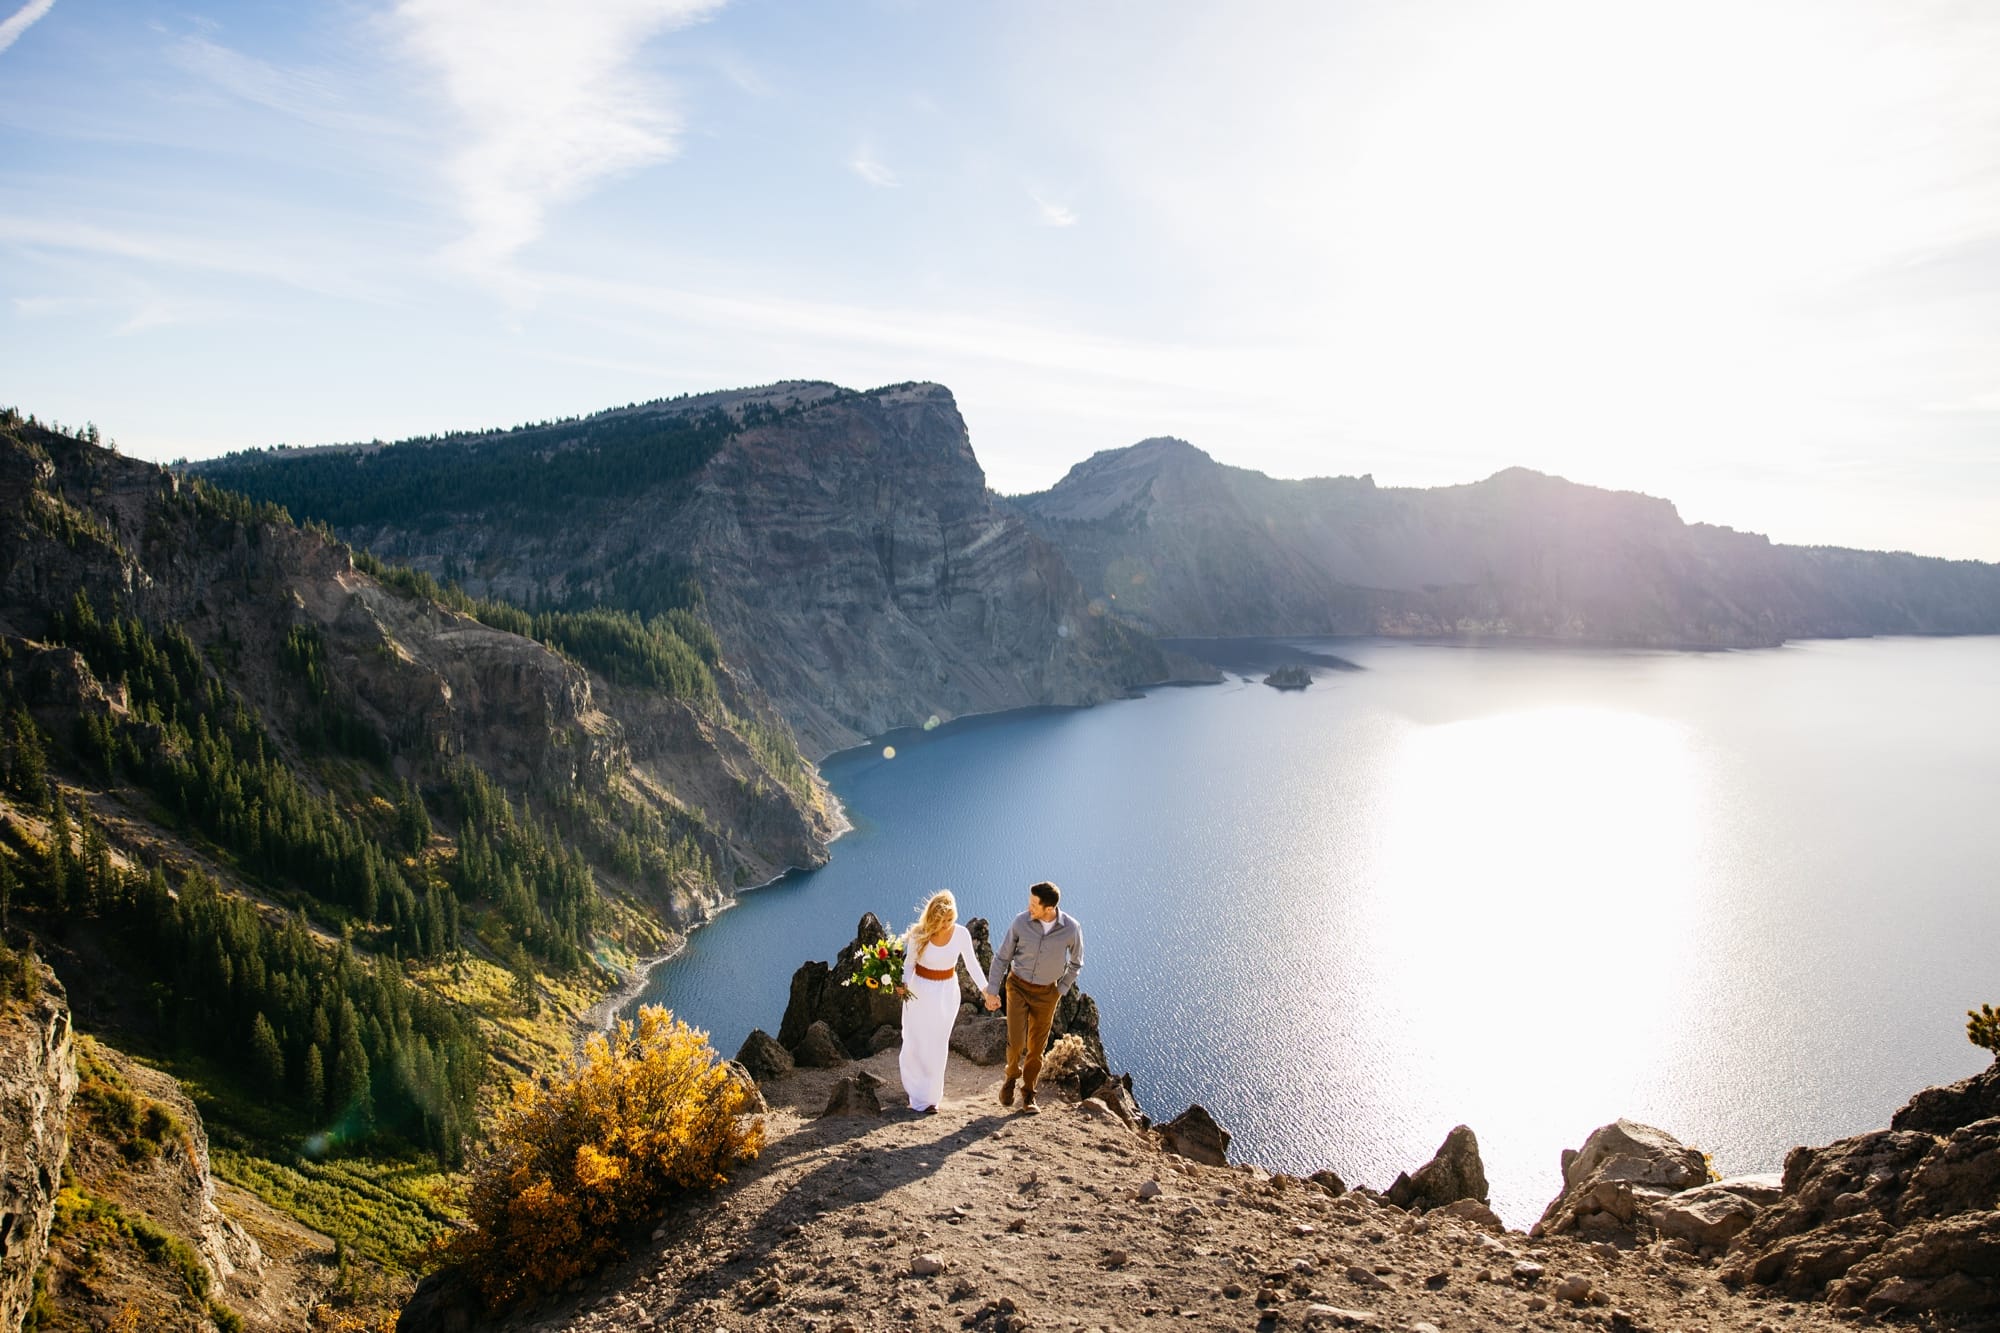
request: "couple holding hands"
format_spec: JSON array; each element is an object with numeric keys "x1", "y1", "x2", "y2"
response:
[{"x1": 898, "y1": 882, "x2": 1084, "y2": 1117}]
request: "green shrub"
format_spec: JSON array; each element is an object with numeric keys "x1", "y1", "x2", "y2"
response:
[{"x1": 1969, "y1": 1003, "x2": 2000, "y2": 1056}]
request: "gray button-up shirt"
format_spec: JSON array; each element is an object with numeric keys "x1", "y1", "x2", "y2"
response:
[{"x1": 986, "y1": 910, "x2": 1085, "y2": 996}]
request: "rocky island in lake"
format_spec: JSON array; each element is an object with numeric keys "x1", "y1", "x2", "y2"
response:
[{"x1": 1264, "y1": 664, "x2": 1313, "y2": 690}]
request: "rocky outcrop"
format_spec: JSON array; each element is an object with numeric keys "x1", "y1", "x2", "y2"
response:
[
  {"x1": 1891, "y1": 1058, "x2": 2000, "y2": 1136},
  {"x1": 791, "y1": 1021, "x2": 849, "y2": 1069},
  {"x1": 1386, "y1": 1125, "x2": 1489, "y2": 1213},
  {"x1": 734, "y1": 1029, "x2": 793, "y2": 1083},
  {"x1": 1533, "y1": 1119, "x2": 1711, "y2": 1239},
  {"x1": 1016, "y1": 438, "x2": 2000, "y2": 647},
  {"x1": 1718, "y1": 1108, "x2": 2000, "y2": 1315},
  {"x1": 777, "y1": 914, "x2": 908, "y2": 1059},
  {"x1": 1154, "y1": 1104, "x2": 1230, "y2": 1167},
  {"x1": 1646, "y1": 1174, "x2": 1782, "y2": 1250},
  {"x1": 0, "y1": 960, "x2": 75, "y2": 1333}
]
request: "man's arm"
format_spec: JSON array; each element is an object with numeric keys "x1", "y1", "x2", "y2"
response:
[
  {"x1": 1057, "y1": 922, "x2": 1084, "y2": 996},
  {"x1": 984, "y1": 919, "x2": 1018, "y2": 997}
]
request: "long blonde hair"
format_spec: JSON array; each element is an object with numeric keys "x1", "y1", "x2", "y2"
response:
[{"x1": 909, "y1": 890, "x2": 957, "y2": 947}]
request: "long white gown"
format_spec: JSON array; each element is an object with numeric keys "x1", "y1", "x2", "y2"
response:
[{"x1": 899, "y1": 924, "x2": 988, "y2": 1112}]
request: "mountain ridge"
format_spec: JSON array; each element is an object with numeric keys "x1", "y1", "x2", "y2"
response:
[
  {"x1": 1013, "y1": 436, "x2": 2000, "y2": 646},
  {"x1": 196, "y1": 382, "x2": 1178, "y2": 759}
]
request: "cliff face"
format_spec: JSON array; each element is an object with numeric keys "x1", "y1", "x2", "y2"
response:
[
  {"x1": 199, "y1": 383, "x2": 1170, "y2": 759},
  {"x1": 1016, "y1": 441, "x2": 2000, "y2": 647},
  {"x1": 665, "y1": 385, "x2": 1168, "y2": 757},
  {"x1": 0, "y1": 960, "x2": 76, "y2": 1333}
]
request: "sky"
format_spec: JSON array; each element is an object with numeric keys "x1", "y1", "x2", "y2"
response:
[{"x1": 3, "y1": 0, "x2": 1999, "y2": 560}]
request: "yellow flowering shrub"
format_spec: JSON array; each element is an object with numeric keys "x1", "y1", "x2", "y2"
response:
[{"x1": 449, "y1": 1006, "x2": 762, "y2": 1308}]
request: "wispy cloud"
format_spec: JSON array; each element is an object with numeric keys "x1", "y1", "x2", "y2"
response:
[
  {"x1": 1030, "y1": 188, "x2": 1076, "y2": 227},
  {"x1": 0, "y1": 0, "x2": 56, "y2": 56},
  {"x1": 393, "y1": 0, "x2": 725, "y2": 281},
  {"x1": 849, "y1": 143, "x2": 898, "y2": 188},
  {"x1": 168, "y1": 36, "x2": 407, "y2": 138}
]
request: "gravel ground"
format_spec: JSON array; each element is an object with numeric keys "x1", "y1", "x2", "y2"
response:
[{"x1": 483, "y1": 1053, "x2": 1898, "y2": 1333}]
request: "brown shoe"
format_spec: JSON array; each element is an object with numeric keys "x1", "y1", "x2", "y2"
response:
[
  {"x1": 1000, "y1": 1077, "x2": 1017, "y2": 1107},
  {"x1": 1020, "y1": 1088, "x2": 1039, "y2": 1115}
]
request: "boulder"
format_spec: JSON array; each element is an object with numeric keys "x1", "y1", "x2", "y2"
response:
[
  {"x1": 1890, "y1": 1059, "x2": 2000, "y2": 1137},
  {"x1": 949, "y1": 1016, "x2": 1009, "y2": 1067},
  {"x1": 791, "y1": 1020, "x2": 849, "y2": 1069},
  {"x1": 1432, "y1": 1198, "x2": 1505, "y2": 1232},
  {"x1": 819, "y1": 1070, "x2": 885, "y2": 1118},
  {"x1": 1080, "y1": 1072, "x2": 1144, "y2": 1128},
  {"x1": 734, "y1": 1028, "x2": 793, "y2": 1082},
  {"x1": 1646, "y1": 1175, "x2": 1781, "y2": 1249},
  {"x1": 1386, "y1": 1125, "x2": 1489, "y2": 1212},
  {"x1": 866, "y1": 1024, "x2": 903, "y2": 1055},
  {"x1": 395, "y1": 1266, "x2": 483, "y2": 1333},
  {"x1": 1535, "y1": 1119, "x2": 1709, "y2": 1239},
  {"x1": 1719, "y1": 1117, "x2": 2000, "y2": 1314},
  {"x1": 1085, "y1": 1077, "x2": 1143, "y2": 1129},
  {"x1": 1310, "y1": 1169, "x2": 1348, "y2": 1197},
  {"x1": 1155, "y1": 1104, "x2": 1231, "y2": 1167},
  {"x1": 719, "y1": 1060, "x2": 767, "y2": 1115}
]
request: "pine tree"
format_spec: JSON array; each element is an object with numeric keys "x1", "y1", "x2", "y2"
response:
[
  {"x1": 250, "y1": 1013, "x2": 286, "y2": 1093},
  {"x1": 304, "y1": 1042, "x2": 326, "y2": 1112}
]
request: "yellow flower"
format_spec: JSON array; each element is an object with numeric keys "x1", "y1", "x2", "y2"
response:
[{"x1": 865, "y1": 976, "x2": 879, "y2": 989}]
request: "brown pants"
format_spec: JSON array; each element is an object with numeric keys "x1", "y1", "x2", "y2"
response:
[{"x1": 1004, "y1": 974, "x2": 1060, "y2": 1091}]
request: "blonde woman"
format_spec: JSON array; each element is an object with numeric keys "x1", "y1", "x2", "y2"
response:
[{"x1": 899, "y1": 890, "x2": 988, "y2": 1114}]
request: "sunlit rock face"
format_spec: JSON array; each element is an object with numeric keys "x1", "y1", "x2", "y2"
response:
[
  {"x1": 677, "y1": 384, "x2": 1168, "y2": 757},
  {"x1": 1014, "y1": 439, "x2": 2000, "y2": 646}
]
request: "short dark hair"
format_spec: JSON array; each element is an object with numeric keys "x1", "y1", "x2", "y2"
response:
[{"x1": 1029, "y1": 881, "x2": 1060, "y2": 908}]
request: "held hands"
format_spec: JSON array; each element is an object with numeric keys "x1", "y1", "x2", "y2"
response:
[{"x1": 983, "y1": 992, "x2": 1001, "y2": 1012}]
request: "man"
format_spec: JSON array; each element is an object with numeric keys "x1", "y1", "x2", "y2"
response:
[{"x1": 980, "y1": 880, "x2": 1084, "y2": 1115}]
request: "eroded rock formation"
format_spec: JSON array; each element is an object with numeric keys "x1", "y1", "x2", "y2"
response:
[{"x1": 0, "y1": 960, "x2": 75, "y2": 1333}]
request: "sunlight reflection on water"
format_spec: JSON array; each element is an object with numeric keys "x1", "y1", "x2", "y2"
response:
[{"x1": 629, "y1": 637, "x2": 2000, "y2": 1226}]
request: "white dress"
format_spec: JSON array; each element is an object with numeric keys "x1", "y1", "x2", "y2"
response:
[{"x1": 899, "y1": 924, "x2": 988, "y2": 1112}]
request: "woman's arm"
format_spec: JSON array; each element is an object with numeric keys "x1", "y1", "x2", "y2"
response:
[{"x1": 958, "y1": 924, "x2": 989, "y2": 994}]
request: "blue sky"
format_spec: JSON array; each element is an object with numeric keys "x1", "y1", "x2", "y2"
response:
[{"x1": 4, "y1": 0, "x2": 1999, "y2": 560}]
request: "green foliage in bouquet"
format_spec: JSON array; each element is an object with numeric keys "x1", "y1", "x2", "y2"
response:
[{"x1": 842, "y1": 934, "x2": 911, "y2": 1002}]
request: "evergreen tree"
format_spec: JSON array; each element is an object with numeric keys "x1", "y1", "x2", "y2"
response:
[
  {"x1": 304, "y1": 1042, "x2": 326, "y2": 1112},
  {"x1": 250, "y1": 1013, "x2": 286, "y2": 1093}
]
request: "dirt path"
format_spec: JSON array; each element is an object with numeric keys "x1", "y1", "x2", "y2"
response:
[{"x1": 470, "y1": 1051, "x2": 1877, "y2": 1333}]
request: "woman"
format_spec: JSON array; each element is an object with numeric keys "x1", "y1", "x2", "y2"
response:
[{"x1": 899, "y1": 890, "x2": 987, "y2": 1114}]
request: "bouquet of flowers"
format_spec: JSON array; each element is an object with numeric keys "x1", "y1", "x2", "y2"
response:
[{"x1": 842, "y1": 933, "x2": 912, "y2": 1002}]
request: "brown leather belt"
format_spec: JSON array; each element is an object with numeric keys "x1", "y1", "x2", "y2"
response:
[
  {"x1": 914, "y1": 963, "x2": 955, "y2": 981},
  {"x1": 1006, "y1": 974, "x2": 1054, "y2": 993}
]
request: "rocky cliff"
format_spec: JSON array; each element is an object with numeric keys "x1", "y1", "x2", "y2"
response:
[
  {"x1": 196, "y1": 383, "x2": 1175, "y2": 759},
  {"x1": 2, "y1": 413, "x2": 833, "y2": 935},
  {"x1": 1015, "y1": 439, "x2": 2000, "y2": 647},
  {"x1": 0, "y1": 958, "x2": 74, "y2": 1333}
]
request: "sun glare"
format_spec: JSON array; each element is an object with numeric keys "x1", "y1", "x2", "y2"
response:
[{"x1": 1364, "y1": 707, "x2": 1704, "y2": 1067}]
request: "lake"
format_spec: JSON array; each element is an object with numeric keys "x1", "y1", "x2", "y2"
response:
[{"x1": 626, "y1": 635, "x2": 2000, "y2": 1226}]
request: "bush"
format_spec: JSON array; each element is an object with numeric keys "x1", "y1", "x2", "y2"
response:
[
  {"x1": 1970, "y1": 1003, "x2": 2000, "y2": 1056},
  {"x1": 447, "y1": 1007, "x2": 761, "y2": 1309}
]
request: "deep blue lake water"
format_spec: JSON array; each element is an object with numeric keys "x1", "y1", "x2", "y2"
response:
[{"x1": 626, "y1": 635, "x2": 2000, "y2": 1226}]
